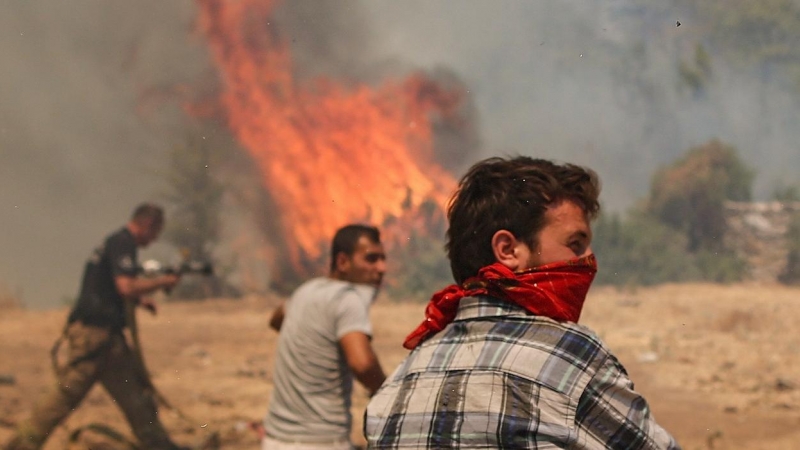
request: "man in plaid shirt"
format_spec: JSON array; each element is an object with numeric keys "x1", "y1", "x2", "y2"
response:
[{"x1": 365, "y1": 157, "x2": 679, "y2": 449}]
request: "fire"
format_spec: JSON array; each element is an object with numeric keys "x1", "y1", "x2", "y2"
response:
[{"x1": 193, "y1": 0, "x2": 464, "y2": 273}]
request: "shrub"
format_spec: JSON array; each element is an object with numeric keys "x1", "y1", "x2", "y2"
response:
[
  {"x1": 385, "y1": 229, "x2": 452, "y2": 302},
  {"x1": 778, "y1": 213, "x2": 800, "y2": 285},
  {"x1": 592, "y1": 210, "x2": 700, "y2": 287},
  {"x1": 647, "y1": 139, "x2": 754, "y2": 252}
]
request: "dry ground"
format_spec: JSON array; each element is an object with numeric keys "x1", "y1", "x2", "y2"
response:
[{"x1": 1, "y1": 283, "x2": 800, "y2": 449}]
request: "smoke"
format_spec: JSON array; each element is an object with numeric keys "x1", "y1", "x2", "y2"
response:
[
  {"x1": 361, "y1": 0, "x2": 800, "y2": 206},
  {"x1": 271, "y1": 0, "x2": 482, "y2": 174},
  {"x1": 1, "y1": 0, "x2": 798, "y2": 307},
  {"x1": 0, "y1": 0, "x2": 205, "y2": 307}
]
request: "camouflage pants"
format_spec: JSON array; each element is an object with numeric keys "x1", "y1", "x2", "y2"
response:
[{"x1": 4, "y1": 321, "x2": 182, "y2": 450}]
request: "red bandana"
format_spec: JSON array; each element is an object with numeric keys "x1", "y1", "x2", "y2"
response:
[{"x1": 403, "y1": 254, "x2": 598, "y2": 350}]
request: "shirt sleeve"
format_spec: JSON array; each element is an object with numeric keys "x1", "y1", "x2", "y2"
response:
[
  {"x1": 106, "y1": 233, "x2": 138, "y2": 278},
  {"x1": 334, "y1": 289, "x2": 372, "y2": 340},
  {"x1": 575, "y1": 354, "x2": 681, "y2": 450}
]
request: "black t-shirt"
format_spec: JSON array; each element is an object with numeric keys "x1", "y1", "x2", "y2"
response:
[{"x1": 68, "y1": 227, "x2": 138, "y2": 330}]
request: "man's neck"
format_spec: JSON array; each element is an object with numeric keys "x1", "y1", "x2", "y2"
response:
[
  {"x1": 125, "y1": 222, "x2": 142, "y2": 246},
  {"x1": 329, "y1": 271, "x2": 348, "y2": 282},
  {"x1": 328, "y1": 274, "x2": 378, "y2": 290}
]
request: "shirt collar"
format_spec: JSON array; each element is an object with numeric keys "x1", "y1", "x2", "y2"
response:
[
  {"x1": 352, "y1": 283, "x2": 378, "y2": 303},
  {"x1": 320, "y1": 277, "x2": 378, "y2": 303},
  {"x1": 453, "y1": 295, "x2": 531, "y2": 322}
]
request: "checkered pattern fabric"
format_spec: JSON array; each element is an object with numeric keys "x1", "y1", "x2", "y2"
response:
[{"x1": 365, "y1": 296, "x2": 680, "y2": 449}]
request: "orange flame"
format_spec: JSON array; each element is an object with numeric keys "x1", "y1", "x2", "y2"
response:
[{"x1": 194, "y1": 0, "x2": 462, "y2": 271}]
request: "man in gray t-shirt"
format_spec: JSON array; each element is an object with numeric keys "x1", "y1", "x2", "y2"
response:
[{"x1": 264, "y1": 225, "x2": 387, "y2": 449}]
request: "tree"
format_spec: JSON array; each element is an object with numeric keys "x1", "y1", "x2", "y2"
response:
[
  {"x1": 385, "y1": 229, "x2": 452, "y2": 300},
  {"x1": 590, "y1": 139, "x2": 753, "y2": 287},
  {"x1": 161, "y1": 136, "x2": 233, "y2": 299},
  {"x1": 382, "y1": 199, "x2": 453, "y2": 301},
  {"x1": 677, "y1": 0, "x2": 800, "y2": 89},
  {"x1": 592, "y1": 210, "x2": 698, "y2": 287},
  {"x1": 778, "y1": 212, "x2": 800, "y2": 285},
  {"x1": 647, "y1": 139, "x2": 754, "y2": 252},
  {"x1": 773, "y1": 182, "x2": 800, "y2": 201},
  {"x1": 678, "y1": 43, "x2": 713, "y2": 98},
  {"x1": 163, "y1": 137, "x2": 222, "y2": 259}
]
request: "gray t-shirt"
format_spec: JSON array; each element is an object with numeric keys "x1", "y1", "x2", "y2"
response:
[{"x1": 265, "y1": 277, "x2": 376, "y2": 442}]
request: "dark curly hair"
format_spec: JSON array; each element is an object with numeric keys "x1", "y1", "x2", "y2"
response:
[{"x1": 446, "y1": 156, "x2": 601, "y2": 283}]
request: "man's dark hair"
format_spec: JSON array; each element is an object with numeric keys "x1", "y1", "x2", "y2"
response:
[
  {"x1": 131, "y1": 203, "x2": 164, "y2": 225},
  {"x1": 446, "y1": 156, "x2": 601, "y2": 284},
  {"x1": 329, "y1": 224, "x2": 381, "y2": 272}
]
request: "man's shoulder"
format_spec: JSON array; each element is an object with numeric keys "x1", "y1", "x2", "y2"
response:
[
  {"x1": 404, "y1": 314, "x2": 611, "y2": 395},
  {"x1": 499, "y1": 319, "x2": 612, "y2": 394},
  {"x1": 293, "y1": 277, "x2": 374, "y2": 303},
  {"x1": 454, "y1": 296, "x2": 610, "y2": 355},
  {"x1": 294, "y1": 277, "x2": 347, "y2": 298},
  {"x1": 105, "y1": 227, "x2": 135, "y2": 247},
  {"x1": 507, "y1": 317, "x2": 610, "y2": 367},
  {"x1": 561, "y1": 320, "x2": 609, "y2": 352}
]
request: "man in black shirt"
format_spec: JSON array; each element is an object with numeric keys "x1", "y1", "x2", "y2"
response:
[{"x1": 4, "y1": 204, "x2": 185, "y2": 450}]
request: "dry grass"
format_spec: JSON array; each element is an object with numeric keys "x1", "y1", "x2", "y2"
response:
[{"x1": 1, "y1": 284, "x2": 800, "y2": 449}]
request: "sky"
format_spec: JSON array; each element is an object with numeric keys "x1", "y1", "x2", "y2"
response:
[{"x1": 1, "y1": 0, "x2": 798, "y2": 307}]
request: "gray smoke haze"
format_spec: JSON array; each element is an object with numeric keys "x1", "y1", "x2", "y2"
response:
[
  {"x1": 1, "y1": 0, "x2": 798, "y2": 308},
  {"x1": 362, "y1": 1, "x2": 800, "y2": 203},
  {"x1": 0, "y1": 0, "x2": 205, "y2": 307}
]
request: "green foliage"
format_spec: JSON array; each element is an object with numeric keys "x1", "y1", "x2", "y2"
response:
[
  {"x1": 778, "y1": 213, "x2": 800, "y2": 285},
  {"x1": 772, "y1": 182, "x2": 800, "y2": 201},
  {"x1": 647, "y1": 139, "x2": 754, "y2": 251},
  {"x1": 163, "y1": 137, "x2": 224, "y2": 261},
  {"x1": 385, "y1": 230, "x2": 453, "y2": 301},
  {"x1": 161, "y1": 136, "x2": 239, "y2": 299},
  {"x1": 693, "y1": 249, "x2": 749, "y2": 283},
  {"x1": 592, "y1": 209, "x2": 748, "y2": 287},
  {"x1": 772, "y1": 183, "x2": 800, "y2": 285},
  {"x1": 592, "y1": 139, "x2": 753, "y2": 287},
  {"x1": 680, "y1": 0, "x2": 800, "y2": 86},
  {"x1": 593, "y1": 211, "x2": 698, "y2": 286},
  {"x1": 678, "y1": 44, "x2": 713, "y2": 97}
]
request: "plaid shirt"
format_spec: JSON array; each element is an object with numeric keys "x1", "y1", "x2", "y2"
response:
[{"x1": 365, "y1": 296, "x2": 680, "y2": 449}]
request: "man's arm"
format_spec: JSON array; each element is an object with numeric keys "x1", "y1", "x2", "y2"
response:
[
  {"x1": 269, "y1": 304, "x2": 286, "y2": 332},
  {"x1": 115, "y1": 274, "x2": 179, "y2": 300},
  {"x1": 575, "y1": 355, "x2": 681, "y2": 449},
  {"x1": 107, "y1": 231, "x2": 178, "y2": 304},
  {"x1": 340, "y1": 331, "x2": 386, "y2": 395}
]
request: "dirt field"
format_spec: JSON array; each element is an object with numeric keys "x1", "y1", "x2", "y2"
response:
[{"x1": 2, "y1": 283, "x2": 800, "y2": 449}]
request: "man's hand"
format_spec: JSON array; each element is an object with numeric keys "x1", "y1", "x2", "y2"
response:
[
  {"x1": 116, "y1": 273, "x2": 181, "y2": 299},
  {"x1": 269, "y1": 304, "x2": 286, "y2": 332},
  {"x1": 160, "y1": 273, "x2": 180, "y2": 293},
  {"x1": 139, "y1": 297, "x2": 158, "y2": 315}
]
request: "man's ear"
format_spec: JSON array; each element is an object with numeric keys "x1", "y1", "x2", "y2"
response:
[
  {"x1": 491, "y1": 230, "x2": 526, "y2": 271},
  {"x1": 334, "y1": 251, "x2": 351, "y2": 274}
]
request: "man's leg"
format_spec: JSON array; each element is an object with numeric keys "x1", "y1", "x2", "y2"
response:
[
  {"x1": 4, "y1": 323, "x2": 106, "y2": 450},
  {"x1": 99, "y1": 334, "x2": 184, "y2": 450}
]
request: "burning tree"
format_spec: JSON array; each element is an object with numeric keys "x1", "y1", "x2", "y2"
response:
[{"x1": 188, "y1": 0, "x2": 479, "y2": 293}]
